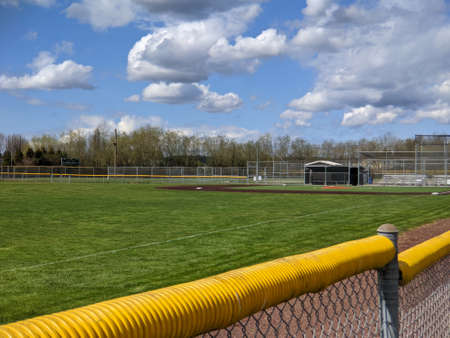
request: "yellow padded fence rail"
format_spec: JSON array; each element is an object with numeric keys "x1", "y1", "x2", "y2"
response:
[
  {"x1": 398, "y1": 230, "x2": 450, "y2": 286},
  {"x1": 0, "y1": 235, "x2": 395, "y2": 338}
]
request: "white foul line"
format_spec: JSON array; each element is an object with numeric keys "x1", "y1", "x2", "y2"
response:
[{"x1": 1, "y1": 196, "x2": 418, "y2": 273}]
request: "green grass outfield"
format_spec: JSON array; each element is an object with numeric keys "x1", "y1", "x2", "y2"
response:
[{"x1": 0, "y1": 182, "x2": 449, "y2": 324}]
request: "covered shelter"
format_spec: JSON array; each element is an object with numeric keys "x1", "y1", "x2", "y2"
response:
[{"x1": 304, "y1": 160, "x2": 367, "y2": 186}]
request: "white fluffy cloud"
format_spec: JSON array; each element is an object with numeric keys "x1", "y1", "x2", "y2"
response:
[
  {"x1": 280, "y1": 110, "x2": 313, "y2": 127},
  {"x1": 171, "y1": 125, "x2": 259, "y2": 140},
  {"x1": 66, "y1": 0, "x2": 136, "y2": 31},
  {"x1": 65, "y1": 0, "x2": 264, "y2": 30},
  {"x1": 141, "y1": 82, "x2": 203, "y2": 104},
  {"x1": 196, "y1": 85, "x2": 242, "y2": 113},
  {"x1": 0, "y1": 51, "x2": 93, "y2": 90},
  {"x1": 140, "y1": 82, "x2": 242, "y2": 112},
  {"x1": 208, "y1": 29, "x2": 287, "y2": 73},
  {"x1": 75, "y1": 114, "x2": 165, "y2": 135},
  {"x1": 404, "y1": 102, "x2": 450, "y2": 124},
  {"x1": 117, "y1": 115, "x2": 164, "y2": 133},
  {"x1": 72, "y1": 114, "x2": 259, "y2": 140},
  {"x1": 27, "y1": 51, "x2": 55, "y2": 71},
  {"x1": 341, "y1": 105, "x2": 401, "y2": 127},
  {"x1": 302, "y1": 0, "x2": 335, "y2": 17},
  {"x1": 281, "y1": 0, "x2": 450, "y2": 127},
  {"x1": 127, "y1": 5, "x2": 279, "y2": 83},
  {"x1": 127, "y1": 4, "x2": 284, "y2": 113}
]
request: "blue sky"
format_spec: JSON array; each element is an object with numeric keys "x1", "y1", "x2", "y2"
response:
[{"x1": 1, "y1": 0, "x2": 449, "y2": 143}]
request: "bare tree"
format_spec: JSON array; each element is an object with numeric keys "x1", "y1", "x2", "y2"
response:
[{"x1": 0, "y1": 133, "x2": 5, "y2": 155}]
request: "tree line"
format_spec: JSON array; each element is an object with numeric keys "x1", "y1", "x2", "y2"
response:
[{"x1": 0, "y1": 128, "x2": 416, "y2": 167}]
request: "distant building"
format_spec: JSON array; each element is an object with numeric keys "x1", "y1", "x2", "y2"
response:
[{"x1": 304, "y1": 160, "x2": 368, "y2": 185}]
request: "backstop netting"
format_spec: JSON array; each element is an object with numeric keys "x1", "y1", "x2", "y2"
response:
[{"x1": 360, "y1": 134, "x2": 449, "y2": 186}]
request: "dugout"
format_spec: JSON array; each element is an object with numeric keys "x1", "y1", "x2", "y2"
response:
[{"x1": 304, "y1": 160, "x2": 368, "y2": 185}]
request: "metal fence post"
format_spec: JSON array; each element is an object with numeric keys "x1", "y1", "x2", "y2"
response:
[{"x1": 377, "y1": 224, "x2": 399, "y2": 338}]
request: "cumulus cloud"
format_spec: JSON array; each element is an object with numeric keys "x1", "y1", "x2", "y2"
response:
[
  {"x1": 141, "y1": 82, "x2": 242, "y2": 112},
  {"x1": 134, "y1": 0, "x2": 265, "y2": 20},
  {"x1": 0, "y1": 51, "x2": 93, "y2": 91},
  {"x1": 127, "y1": 5, "x2": 272, "y2": 83},
  {"x1": 280, "y1": 110, "x2": 313, "y2": 127},
  {"x1": 281, "y1": 0, "x2": 450, "y2": 127},
  {"x1": 73, "y1": 114, "x2": 165, "y2": 135},
  {"x1": 208, "y1": 29, "x2": 287, "y2": 73},
  {"x1": 126, "y1": 5, "x2": 284, "y2": 113},
  {"x1": 404, "y1": 102, "x2": 450, "y2": 124},
  {"x1": 341, "y1": 105, "x2": 401, "y2": 127},
  {"x1": 27, "y1": 51, "x2": 55, "y2": 71},
  {"x1": 66, "y1": 0, "x2": 136, "y2": 31},
  {"x1": 171, "y1": 125, "x2": 259, "y2": 140},
  {"x1": 65, "y1": 0, "x2": 264, "y2": 30},
  {"x1": 117, "y1": 115, "x2": 164, "y2": 133},
  {"x1": 141, "y1": 82, "x2": 203, "y2": 104},
  {"x1": 302, "y1": 0, "x2": 335, "y2": 17},
  {"x1": 71, "y1": 114, "x2": 259, "y2": 140},
  {"x1": 196, "y1": 85, "x2": 242, "y2": 113}
]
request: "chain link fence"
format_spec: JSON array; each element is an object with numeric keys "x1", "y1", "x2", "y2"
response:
[
  {"x1": 0, "y1": 228, "x2": 447, "y2": 337},
  {"x1": 399, "y1": 255, "x2": 449, "y2": 337},
  {"x1": 201, "y1": 271, "x2": 380, "y2": 337},
  {"x1": 200, "y1": 244, "x2": 449, "y2": 337},
  {"x1": 247, "y1": 156, "x2": 449, "y2": 186},
  {"x1": 0, "y1": 165, "x2": 248, "y2": 183}
]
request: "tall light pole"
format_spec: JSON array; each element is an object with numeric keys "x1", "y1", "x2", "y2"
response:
[
  {"x1": 113, "y1": 129, "x2": 118, "y2": 175},
  {"x1": 256, "y1": 142, "x2": 259, "y2": 179}
]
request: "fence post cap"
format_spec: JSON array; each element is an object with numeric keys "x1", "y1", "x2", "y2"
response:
[{"x1": 377, "y1": 223, "x2": 398, "y2": 233}]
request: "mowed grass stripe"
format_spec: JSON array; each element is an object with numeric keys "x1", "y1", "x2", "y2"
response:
[
  {"x1": 0, "y1": 182, "x2": 448, "y2": 323},
  {"x1": 1, "y1": 199, "x2": 380, "y2": 273}
]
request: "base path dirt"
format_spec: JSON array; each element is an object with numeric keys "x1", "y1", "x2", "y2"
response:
[
  {"x1": 160, "y1": 184, "x2": 450, "y2": 195},
  {"x1": 397, "y1": 218, "x2": 450, "y2": 252}
]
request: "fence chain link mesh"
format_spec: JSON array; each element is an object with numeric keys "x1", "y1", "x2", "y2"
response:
[
  {"x1": 200, "y1": 270, "x2": 380, "y2": 338},
  {"x1": 399, "y1": 255, "x2": 449, "y2": 338},
  {"x1": 200, "y1": 256, "x2": 449, "y2": 338}
]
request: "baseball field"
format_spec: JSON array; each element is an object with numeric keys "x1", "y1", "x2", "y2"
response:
[{"x1": 1, "y1": 181, "x2": 449, "y2": 324}]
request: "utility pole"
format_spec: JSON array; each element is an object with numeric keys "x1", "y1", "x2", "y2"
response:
[
  {"x1": 113, "y1": 129, "x2": 118, "y2": 175},
  {"x1": 256, "y1": 142, "x2": 259, "y2": 180}
]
